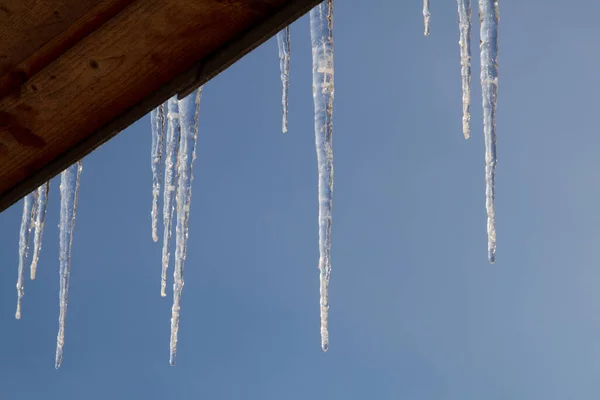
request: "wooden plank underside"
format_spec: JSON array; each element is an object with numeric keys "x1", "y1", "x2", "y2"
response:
[
  {"x1": 0, "y1": 0, "x2": 321, "y2": 212},
  {"x1": 0, "y1": 0, "x2": 108, "y2": 77}
]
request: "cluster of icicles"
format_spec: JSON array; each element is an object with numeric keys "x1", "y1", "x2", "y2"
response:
[
  {"x1": 11, "y1": 0, "x2": 499, "y2": 367},
  {"x1": 425, "y1": 0, "x2": 498, "y2": 261},
  {"x1": 14, "y1": 162, "x2": 82, "y2": 369}
]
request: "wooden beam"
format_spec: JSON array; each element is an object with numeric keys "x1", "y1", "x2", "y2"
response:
[
  {"x1": 0, "y1": 0, "x2": 321, "y2": 212},
  {"x1": 0, "y1": 0, "x2": 136, "y2": 98},
  {"x1": 0, "y1": 0, "x2": 107, "y2": 77}
]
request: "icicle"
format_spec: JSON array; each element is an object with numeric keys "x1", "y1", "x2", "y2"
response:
[
  {"x1": 55, "y1": 161, "x2": 83, "y2": 369},
  {"x1": 15, "y1": 192, "x2": 37, "y2": 319},
  {"x1": 478, "y1": 0, "x2": 499, "y2": 263},
  {"x1": 169, "y1": 87, "x2": 202, "y2": 366},
  {"x1": 457, "y1": 0, "x2": 472, "y2": 139},
  {"x1": 30, "y1": 182, "x2": 50, "y2": 280},
  {"x1": 423, "y1": 0, "x2": 431, "y2": 36},
  {"x1": 310, "y1": 0, "x2": 334, "y2": 352},
  {"x1": 161, "y1": 97, "x2": 181, "y2": 297},
  {"x1": 151, "y1": 103, "x2": 166, "y2": 243},
  {"x1": 277, "y1": 27, "x2": 291, "y2": 133}
]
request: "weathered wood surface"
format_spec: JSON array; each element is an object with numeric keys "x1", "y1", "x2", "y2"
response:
[
  {"x1": 0, "y1": 0, "x2": 105, "y2": 76},
  {"x1": 0, "y1": 0, "x2": 320, "y2": 212}
]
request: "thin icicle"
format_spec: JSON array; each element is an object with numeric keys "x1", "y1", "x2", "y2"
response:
[
  {"x1": 30, "y1": 182, "x2": 50, "y2": 280},
  {"x1": 310, "y1": 0, "x2": 334, "y2": 352},
  {"x1": 169, "y1": 87, "x2": 202, "y2": 366},
  {"x1": 161, "y1": 97, "x2": 181, "y2": 297},
  {"x1": 457, "y1": 0, "x2": 472, "y2": 139},
  {"x1": 478, "y1": 0, "x2": 499, "y2": 263},
  {"x1": 55, "y1": 161, "x2": 83, "y2": 369},
  {"x1": 151, "y1": 103, "x2": 166, "y2": 243},
  {"x1": 15, "y1": 192, "x2": 37, "y2": 319},
  {"x1": 277, "y1": 27, "x2": 291, "y2": 133},
  {"x1": 423, "y1": 0, "x2": 431, "y2": 36}
]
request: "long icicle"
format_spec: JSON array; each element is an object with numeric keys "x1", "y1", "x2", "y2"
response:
[
  {"x1": 310, "y1": 0, "x2": 334, "y2": 352},
  {"x1": 457, "y1": 0, "x2": 472, "y2": 139},
  {"x1": 169, "y1": 87, "x2": 202, "y2": 366},
  {"x1": 161, "y1": 97, "x2": 181, "y2": 297},
  {"x1": 151, "y1": 103, "x2": 166, "y2": 242},
  {"x1": 15, "y1": 192, "x2": 37, "y2": 319},
  {"x1": 423, "y1": 0, "x2": 431, "y2": 36},
  {"x1": 30, "y1": 182, "x2": 50, "y2": 280},
  {"x1": 55, "y1": 161, "x2": 83, "y2": 369},
  {"x1": 276, "y1": 26, "x2": 291, "y2": 133},
  {"x1": 478, "y1": 0, "x2": 499, "y2": 263}
]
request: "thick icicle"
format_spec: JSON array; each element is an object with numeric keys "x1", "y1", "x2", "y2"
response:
[
  {"x1": 310, "y1": 0, "x2": 334, "y2": 352},
  {"x1": 161, "y1": 97, "x2": 181, "y2": 297},
  {"x1": 15, "y1": 192, "x2": 37, "y2": 319},
  {"x1": 478, "y1": 0, "x2": 499, "y2": 263},
  {"x1": 457, "y1": 0, "x2": 472, "y2": 139},
  {"x1": 151, "y1": 103, "x2": 166, "y2": 243},
  {"x1": 55, "y1": 161, "x2": 83, "y2": 369},
  {"x1": 30, "y1": 182, "x2": 50, "y2": 280},
  {"x1": 423, "y1": 0, "x2": 431, "y2": 36},
  {"x1": 169, "y1": 87, "x2": 202, "y2": 366},
  {"x1": 276, "y1": 27, "x2": 291, "y2": 133}
]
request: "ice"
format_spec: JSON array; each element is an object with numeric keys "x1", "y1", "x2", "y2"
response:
[
  {"x1": 310, "y1": 0, "x2": 334, "y2": 352},
  {"x1": 277, "y1": 27, "x2": 291, "y2": 133},
  {"x1": 423, "y1": 0, "x2": 431, "y2": 36},
  {"x1": 15, "y1": 192, "x2": 36, "y2": 319},
  {"x1": 457, "y1": 0, "x2": 472, "y2": 139},
  {"x1": 151, "y1": 103, "x2": 166, "y2": 243},
  {"x1": 16, "y1": 181, "x2": 50, "y2": 318},
  {"x1": 161, "y1": 97, "x2": 181, "y2": 297},
  {"x1": 30, "y1": 182, "x2": 50, "y2": 280},
  {"x1": 478, "y1": 0, "x2": 499, "y2": 263},
  {"x1": 169, "y1": 87, "x2": 202, "y2": 366},
  {"x1": 55, "y1": 161, "x2": 83, "y2": 369}
]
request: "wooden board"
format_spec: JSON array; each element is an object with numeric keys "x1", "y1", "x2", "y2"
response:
[{"x1": 0, "y1": 0, "x2": 321, "y2": 212}]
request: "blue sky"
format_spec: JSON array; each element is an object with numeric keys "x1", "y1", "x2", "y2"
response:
[{"x1": 2, "y1": 1, "x2": 600, "y2": 398}]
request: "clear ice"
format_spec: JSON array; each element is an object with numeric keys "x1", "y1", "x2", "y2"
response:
[
  {"x1": 423, "y1": 0, "x2": 431, "y2": 36},
  {"x1": 161, "y1": 97, "x2": 181, "y2": 297},
  {"x1": 277, "y1": 27, "x2": 291, "y2": 133},
  {"x1": 30, "y1": 182, "x2": 50, "y2": 280},
  {"x1": 478, "y1": 0, "x2": 499, "y2": 263},
  {"x1": 310, "y1": 0, "x2": 334, "y2": 352},
  {"x1": 169, "y1": 87, "x2": 202, "y2": 366},
  {"x1": 15, "y1": 192, "x2": 36, "y2": 319},
  {"x1": 457, "y1": 0, "x2": 472, "y2": 139},
  {"x1": 151, "y1": 103, "x2": 166, "y2": 243},
  {"x1": 55, "y1": 161, "x2": 83, "y2": 369}
]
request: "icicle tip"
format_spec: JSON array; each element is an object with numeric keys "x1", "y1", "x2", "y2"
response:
[
  {"x1": 423, "y1": 0, "x2": 431, "y2": 36},
  {"x1": 462, "y1": 118, "x2": 470, "y2": 139},
  {"x1": 488, "y1": 246, "x2": 496, "y2": 264}
]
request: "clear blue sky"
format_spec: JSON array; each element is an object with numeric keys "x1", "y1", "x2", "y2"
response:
[{"x1": 2, "y1": 1, "x2": 600, "y2": 398}]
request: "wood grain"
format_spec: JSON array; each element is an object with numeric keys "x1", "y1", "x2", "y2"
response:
[{"x1": 0, "y1": 0, "x2": 102, "y2": 76}]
